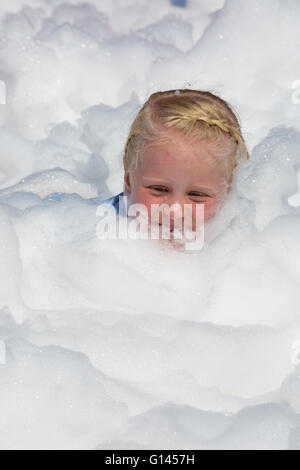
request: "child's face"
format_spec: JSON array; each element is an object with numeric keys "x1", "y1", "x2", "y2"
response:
[{"x1": 123, "y1": 130, "x2": 230, "y2": 233}]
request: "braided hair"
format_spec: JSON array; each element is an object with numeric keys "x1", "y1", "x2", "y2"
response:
[{"x1": 124, "y1": 89, "x2": 249, "y2": 185}]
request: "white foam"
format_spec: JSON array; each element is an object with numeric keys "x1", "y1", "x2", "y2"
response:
[{"x1": 0, "y1": 0, "x2": 299, "y2": 450}]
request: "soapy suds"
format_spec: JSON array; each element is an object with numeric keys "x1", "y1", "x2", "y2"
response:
[{"x1": 0, "y1": 0, "x2": 300, "y2": 450}]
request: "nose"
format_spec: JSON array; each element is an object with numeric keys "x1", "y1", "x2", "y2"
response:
[
  {"x1": 162, "y1": 201, "x2": 182, "y2": 219},
  {"x1": 159, "y1": 199, "x2": 188, "y2": 229}
]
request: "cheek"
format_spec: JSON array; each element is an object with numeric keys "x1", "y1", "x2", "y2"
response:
[
  {"x1": 193, "y1": 199, "x2": 220, "y2": 224},
  {"x1": 129, "y1": 187, "x2": 158, "y2": 216},
  {"x1": 204, "y1": 199, "x2": 219, "y2": 222}
]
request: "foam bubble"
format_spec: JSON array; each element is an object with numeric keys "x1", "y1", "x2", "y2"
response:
[{"x1": 0, "y1": 0, "x2": 299, "y2": 450}]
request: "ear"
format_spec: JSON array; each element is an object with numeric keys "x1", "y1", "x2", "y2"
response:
[{"x1": 123, "y1": 155, "x2": 131, "y2": 193}]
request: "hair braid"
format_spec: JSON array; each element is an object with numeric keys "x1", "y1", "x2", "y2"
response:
[{"x1": 123, "y1": 89, "x2": 250, "y2": 180}]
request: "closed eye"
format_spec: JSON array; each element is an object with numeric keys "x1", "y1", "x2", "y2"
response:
[
  {"x1": 189, "y1": 192, "x2": 210, "y2": 198},
  {"x1": 148, "y1": 186, "x2": 169, "y2": 192},
  {"x1": 148, "y1": 186, "x2": 211, "y2": 198}
]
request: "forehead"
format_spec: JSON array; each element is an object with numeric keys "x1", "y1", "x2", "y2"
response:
[{"x1": 138, "y1": 132, "x2": 226, "y2": 183}]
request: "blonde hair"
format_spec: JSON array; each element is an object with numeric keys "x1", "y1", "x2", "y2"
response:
[{"x1": 123, "y1": 89, "x2": 249, "y2": 185}]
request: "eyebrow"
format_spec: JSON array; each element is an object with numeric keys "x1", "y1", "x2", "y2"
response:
[{"x1": 142, "y1": 177, "x2": 217, "y2": 194}]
